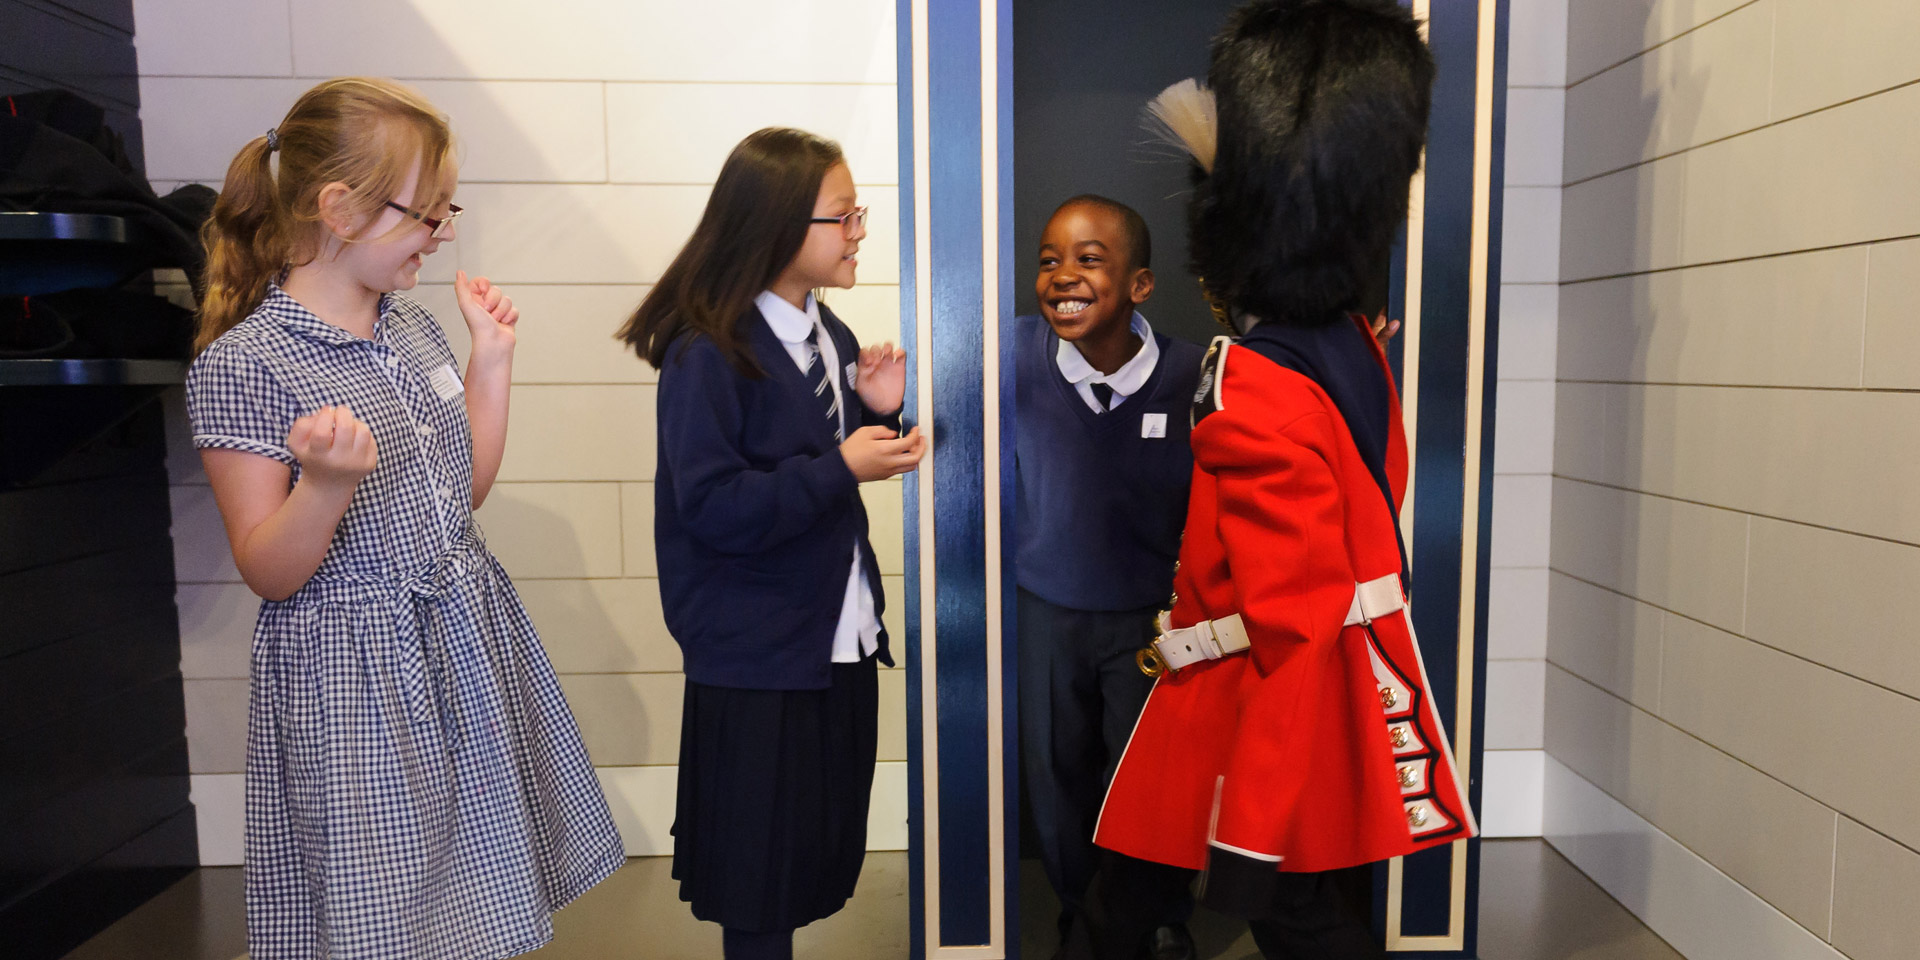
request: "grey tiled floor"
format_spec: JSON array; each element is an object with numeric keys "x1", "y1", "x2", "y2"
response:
[
  {"x1": 1475, "y1": 840, "x2": 1684, "y2": 960},
  {"x1": 61, "y1": 840, "x2": 1683, "y2": 959}
]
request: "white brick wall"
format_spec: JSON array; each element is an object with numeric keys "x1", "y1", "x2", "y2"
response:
[
  {"x1": 1547, "y1": 1, "x2": 1920, "y2": 957},
  {"x1": 1480, "y1": 0, "x2": 1570, "y2": 838},
  {"x1": 136, "y1": 0, "x2": 909, "y2": 865}
]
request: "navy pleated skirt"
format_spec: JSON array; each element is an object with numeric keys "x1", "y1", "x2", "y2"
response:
[{"x1": 671, "y1": 656, "x2": 879, "y2": 932}]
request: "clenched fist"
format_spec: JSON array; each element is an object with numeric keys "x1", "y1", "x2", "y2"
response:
[
  {"x1": 456, "y1": 269, "x2": 519, "y2": 359},
  {"x1": 287, "y1": 404, "x2": 378, "y2": 487}
]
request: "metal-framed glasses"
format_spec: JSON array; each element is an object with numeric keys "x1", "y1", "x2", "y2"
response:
[
  {"x1": 386, "y1": 201, "x2": 464, "y2": 240},
  {"x1": 807, "y1": 205, "x2": 868, "y2": 239}
]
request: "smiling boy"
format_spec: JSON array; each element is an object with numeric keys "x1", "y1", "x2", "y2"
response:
[{"x1": 1015, "y1": 195, "x2": 1203, "y2": 960}]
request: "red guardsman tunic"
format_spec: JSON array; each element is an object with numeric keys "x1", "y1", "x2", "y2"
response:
[{"x1": 1094, "y1": 318, "x2": 1476, "y2": 877}]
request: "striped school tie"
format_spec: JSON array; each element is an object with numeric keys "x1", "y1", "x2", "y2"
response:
[{"x1": 805, "y1": 326, "x2": 844, "y2": 442}]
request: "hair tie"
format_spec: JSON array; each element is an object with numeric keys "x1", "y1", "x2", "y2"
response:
[{"x1": 265, "y1": 128, "x2": 280, "y2": 152}]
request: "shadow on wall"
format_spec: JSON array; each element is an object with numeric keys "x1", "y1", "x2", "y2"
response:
[
  {"x1": 1544, "y1": 0, "x2": 1711, "y2": 732},
  {"x1": 1537, "y1": 7, "x2": 1848, "y2": 936}
]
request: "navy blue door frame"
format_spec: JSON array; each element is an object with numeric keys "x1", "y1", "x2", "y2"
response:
[
  {"x1": 898, "y1": 1, "x2": 1506, "y2": 956},
  {"x1": 898, "y1": 0, "x2": 1018, "y2": 955}
]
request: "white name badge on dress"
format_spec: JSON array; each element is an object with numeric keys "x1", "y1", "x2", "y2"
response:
[
  {"x1": 1141, "y1": 412, "x2": 1168, "y2": 439},
  {"x1": 429, "y1": 364, "x2": 464, "y2": 401}
]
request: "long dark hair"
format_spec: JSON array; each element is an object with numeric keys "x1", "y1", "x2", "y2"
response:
[{"x1": 618, "y1": 127, "x2": 845, "y2": 375}]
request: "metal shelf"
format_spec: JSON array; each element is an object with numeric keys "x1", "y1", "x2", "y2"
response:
[
  {"x1": 0, "y1": 211, "x2": 140, "y2": 243},
  {"x1": 0, "y1": 359, "x2": 187, "y2": 386},
  {"x1": 0, "y1": 211, "x2": 167, "y2": 296},
  {"x1": 0, "y1": 212, "x2": 190, "y2": 481}
]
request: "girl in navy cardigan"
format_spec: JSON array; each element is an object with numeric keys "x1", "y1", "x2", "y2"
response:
[{"x1": 618, "y1": 127, "x2": 924, "y2": 960}]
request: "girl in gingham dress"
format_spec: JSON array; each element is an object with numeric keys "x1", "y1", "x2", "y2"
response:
[{"x1": 185, "y1": 78, "x2": 623, "y2": 959}]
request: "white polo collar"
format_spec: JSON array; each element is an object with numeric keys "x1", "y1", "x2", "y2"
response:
[{"x1": 1055, "y1": 310, "x2": 1159, "y2": 395}]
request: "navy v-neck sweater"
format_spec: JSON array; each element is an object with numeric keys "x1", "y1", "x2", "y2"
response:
[{"x1": 1014, "y1": 315, "x2": 1205, "y2": 612}]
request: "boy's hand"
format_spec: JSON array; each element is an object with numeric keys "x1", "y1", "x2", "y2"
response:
[
  {"x1": 1370, "y1": 312, "x2": 1402, "y2": 347},
  {"x1": 287, "y1": 405, "x2": 378, "y2": 488},
  {"x1": 840, "y1": 425, "x2": 926, "y2": 482},
  {"x1": 854, "y1": 342, "x2": 907, "y2": 415},
  {"x1": 456, "y1": 269, "x2": 520, "y2": 359}
]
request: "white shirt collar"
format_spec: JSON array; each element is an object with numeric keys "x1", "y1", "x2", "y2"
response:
[
  {"x1": 755, "y1": 290, "x2": 819, "y2": 343},
  {"x1": 1055, "y1": 311, "x2": 1159, "y2": 396}
]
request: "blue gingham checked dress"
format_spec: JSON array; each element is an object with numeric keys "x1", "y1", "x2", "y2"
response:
[{"x1": 186, "y1": 286, "x2": 625, "y2": 960}]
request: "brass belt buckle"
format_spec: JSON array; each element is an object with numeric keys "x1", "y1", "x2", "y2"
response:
[
  {"x1": 1139, "y1": 605, "x2": 1178, "y2": 678},
  {"x1": 1136, "y1": 643, "x2": 1169, "y2": 678}
]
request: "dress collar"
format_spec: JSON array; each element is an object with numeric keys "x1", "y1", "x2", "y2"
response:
[{"x1": 263, "y1": 283, "x2": 400, "y2": 346}]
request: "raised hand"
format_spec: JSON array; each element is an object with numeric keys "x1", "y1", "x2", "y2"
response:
[
  {"x1": 854, "y1": 342, "x2": 907, "y2": 415},
  {"x1": 286, "y1": 404, "x2": 378, "y2": 488},
  {"x1": 1369, "y1": 312, "x2": 1402, "y2": 347},
  {"x1": 456, "y1": 269, "x2": 520, "y2": 358}
]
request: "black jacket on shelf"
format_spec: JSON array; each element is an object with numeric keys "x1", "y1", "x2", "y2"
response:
[{"x1": 0, "y1": 90, "x2": 215, "y2": 285}]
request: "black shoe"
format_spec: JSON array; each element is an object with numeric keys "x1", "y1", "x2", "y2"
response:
[{"x1": 1144, "y1": 923, "x2": 1195, "y2": 960}]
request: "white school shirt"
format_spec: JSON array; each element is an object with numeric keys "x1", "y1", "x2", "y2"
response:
[
  {"x1": 1054, "y1": 311, "x2": 1160, "y2": 412},
  {"x1": 755, "y1": 290, "x2": 882, "y2": 663}
]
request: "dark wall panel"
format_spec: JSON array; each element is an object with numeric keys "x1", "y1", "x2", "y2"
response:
[
  {"x1": 0, "y1": 471, "x2": 172, "y2": 575},
  {"x1": 0, "y1": 542, "x2": 177, "y2": 661},
  {"x1": 41, "y1": 0, "x2": 135, "y2": 34},
  {"x1": 0, "y1": 0, "x2": 145, "y2": 171},
  {"x1": 0, "y1": 799, "x2": 199, "y2": 959},
  {"x1": 0, "y1": 7, "x2": 193, "y2": 950},
  {"x1": 0, "y1": 672, "x2": 189, "y2": 828},
  {"x1": 0, "y1": 402, "x2": 195, "y2": 957}
]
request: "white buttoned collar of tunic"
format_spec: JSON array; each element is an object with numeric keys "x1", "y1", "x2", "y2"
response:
[
  {"x1": 1054, "y1": 310, "x2": 1160, "y2": 412},
  {"x1": 753, "y1": 289, "x2": 881, "y2": 663}
]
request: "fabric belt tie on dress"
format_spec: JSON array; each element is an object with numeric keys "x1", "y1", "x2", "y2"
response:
[
  {"x1": 303, "y1": 524, "x2": 486, "y2": 748},
  {"x1": 1136, "y1": 573, "x2": 1406, "y2": 677}
]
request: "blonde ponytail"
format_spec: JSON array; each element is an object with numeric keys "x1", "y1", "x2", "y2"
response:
[
  {"x1": 195, "y1": 135, "x2": 289, "y2": 352},
  {"x1": 192, "y1": 77, "x2": 456, "y2": 353}
]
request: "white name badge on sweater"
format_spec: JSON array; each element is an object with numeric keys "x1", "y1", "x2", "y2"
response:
[
  {"x1": 1141, "y1": 412, "x2": 1168, "y2": 438},
  {"x1": 428, "y1": 364, "x2": 464, "y2": 401},
  {"x1": 846, "y1": 361, "x2": 859, "y2": 390}
]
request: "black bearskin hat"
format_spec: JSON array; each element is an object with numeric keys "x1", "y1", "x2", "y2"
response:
[{"x1": 1183, "y1": 0, "x2": 1434, "y2": 327}]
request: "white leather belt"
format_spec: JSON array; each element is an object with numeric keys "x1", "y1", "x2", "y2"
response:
[
  {"x1": 1345, "y1": 573, "x2": 1406, "y2": 627},
  {"x1": 1144, "y1": 574, "x2": 1405, "y2": 674},
  {"x1": 1150, "y1": 610, "x2": 1252, "y2": 671}
]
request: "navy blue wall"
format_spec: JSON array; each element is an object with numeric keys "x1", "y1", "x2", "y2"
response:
[{"x1": 1012, "y1": 0, "x2": 1245, "y2": 350}]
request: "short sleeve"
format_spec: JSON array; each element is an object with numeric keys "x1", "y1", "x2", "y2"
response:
[{"x1": 185, "y1": 340, "x2": 300, "y2": 466}]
